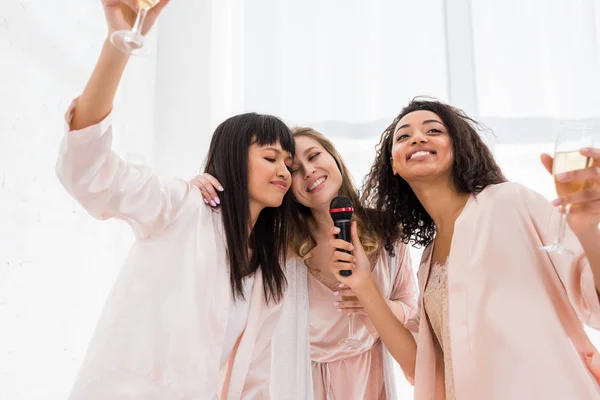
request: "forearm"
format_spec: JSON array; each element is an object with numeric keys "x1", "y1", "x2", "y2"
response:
[
  {"x1": 358, "y1": 281, "x2": 416, "y2": 379},
  {"x1": 70, "y1": 39, "x2": 129, "y2": 130},
  {"x1": 575, "y1": 227, "x2": 600, "y2": 293}
]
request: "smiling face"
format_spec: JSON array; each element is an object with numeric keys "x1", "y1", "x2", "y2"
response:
[
  {"x1": 247, "y1": 141, "x2": 293, "y2": 210},
  {"x1": 390, "y1": 110, "x2": 454, "y2": 184},
  {"x1": 290, "y1": 135, "x2": 343, "y2": 209}
]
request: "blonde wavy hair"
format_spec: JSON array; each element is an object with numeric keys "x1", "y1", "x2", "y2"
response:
[{"x1": 289, "y1": 127, "x2": 380, "y2": 267}]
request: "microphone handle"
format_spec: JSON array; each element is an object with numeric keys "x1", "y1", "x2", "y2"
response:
[{"x1": 333, "y1": 219, "x2": 352, "y2": 277}]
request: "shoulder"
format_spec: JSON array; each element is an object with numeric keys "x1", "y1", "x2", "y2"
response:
[
  {"x1": 466, "y1": 182, "x2": 555, "y2": 237},
  {"x1": 475, "y1": 182, "x2": 547, "y2": 210},
  {"x1": 478, "y1": 181, "x2": 527, "y2": 199},
  {"x1": 176, "y1": 183, "x2": 225, "y2": 235}
]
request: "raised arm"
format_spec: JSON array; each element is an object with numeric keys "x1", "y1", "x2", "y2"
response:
[
  {"x1": 56, "y1": 0, "x2": 187, "y2": 240},
  {"x1": 70, "y1": 0, "x2": 169, "y2": 130}
]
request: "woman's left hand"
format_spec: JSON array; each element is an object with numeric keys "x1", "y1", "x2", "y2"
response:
[
  {"x1": 333, "y1": 286, "x2": 368, "y2": 315},
  {"x1": 542, "y1": 147, "x2": 600, "y2": 235},
  {"x1": 190, "y1": 173, "x2": 224, "y2": 207}
]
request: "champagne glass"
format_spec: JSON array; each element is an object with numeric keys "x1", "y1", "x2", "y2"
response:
[
  {"x1": 338, "y1": 296, "x2": 361, "y2": 348},
  {"x1": 110, "y1": 0, "x2": 160, "y2": 56},
  {"x1": 541, "y1": 122, "x2": 597, "y2": 255}
]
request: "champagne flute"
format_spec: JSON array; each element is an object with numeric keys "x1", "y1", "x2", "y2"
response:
[
  {"x1": 338, "y1": 295, "x2": 361, "y2": 348},
  {"x1": 110, "y1": 0, "x2": 160, "y2": 56},
  {"x1": 541, "y1": 122, "x2": 596, "y2": 255}
]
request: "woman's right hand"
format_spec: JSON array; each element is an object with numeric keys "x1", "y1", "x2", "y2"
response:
[
  {"x1": 190, "y1": 173, "x2": 224, "y2": 207},
  {"x1": 101, "y1": 0, "x2": 171, "y2": 36}
]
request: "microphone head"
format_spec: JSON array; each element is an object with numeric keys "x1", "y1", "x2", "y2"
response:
[{"x1": 329, "y1": 196, "x2": 354, "y2": 222}]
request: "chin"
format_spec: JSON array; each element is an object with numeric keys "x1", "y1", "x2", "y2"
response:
[
  {"x1": 402, "y1": 169, "x2": 447, "y2": 183},
  {"x1": 262, "y1": 197, "x2": 285, "y2": 208}
]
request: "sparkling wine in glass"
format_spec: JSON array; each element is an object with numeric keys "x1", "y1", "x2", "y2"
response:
[
  {"x1": 541, "y1": 122, "x2": 596, "y2": 255},
  {"x1": 338, "y1": 295, "x2": 361, "y2": 348},
  {"x1": 110, "y1": 0, "x2": 160, "y2": 56}
]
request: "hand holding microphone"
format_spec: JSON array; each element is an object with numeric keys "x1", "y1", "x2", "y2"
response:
[
  {"x1": 329, "y1": 196, "x2": 355, "y2": 276},
  {"x1": 328, "y1": 196, "x2": 377, "y2": 304}
]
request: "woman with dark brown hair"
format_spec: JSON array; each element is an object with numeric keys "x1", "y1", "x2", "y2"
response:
[
  {"x1": 358, "y1": 97, "x2": 600, "y2": 399},
  {"x1": 193, "y1": 127, "x2": 418, "y2": 399}
]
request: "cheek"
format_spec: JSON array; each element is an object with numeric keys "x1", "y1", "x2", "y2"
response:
[
  {"x1": 391, "y1": 146, "x2": 404, "y2": 168},
  {"x1": 247, "y1": 161, "x2": 267, "y2": 191},
  {"x1": 291, "y1": 177, "x2": 303, "y2": 198},
  {"x1": 330, "y1": 165, "x2": 343, "y2": 185},
  {"x1": 439, "y1": 145, "x2": 454, "y2": 169},
  {"x1": 247, "y1": 174, "x2": 259, "y2": 196}
]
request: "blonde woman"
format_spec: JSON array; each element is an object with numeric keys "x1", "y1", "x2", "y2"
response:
[{"x1": 194, "y1": 127, "x2": 418, "y2": 399}]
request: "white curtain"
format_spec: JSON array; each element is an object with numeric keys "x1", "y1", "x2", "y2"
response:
[{"x1": 1, "y1": 0, "x2": 599, "y2": 398}]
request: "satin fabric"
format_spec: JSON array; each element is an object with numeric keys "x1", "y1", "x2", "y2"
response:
[
  {"x1": 271, "y1": 242, "x2": 419, "y2": 399},
  {"x1": 413, "y1": 182, "x2": 600, "y2": 400},
  {"x1": 56, "y1": 100, "x2": 282, "y2": 399}
]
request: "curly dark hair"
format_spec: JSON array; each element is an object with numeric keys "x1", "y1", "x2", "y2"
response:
[{"x1": 361, "y1": 97, "x2": 507, "y2": 250}]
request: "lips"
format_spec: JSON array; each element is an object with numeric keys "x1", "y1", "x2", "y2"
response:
[
  {"x1": 307, "y1": 176, "x2": 327, "y2": 192},
  {"x1": 270, "y1": 180, "x2": 288, "y2": 192},
  {"x1": 407, "y1": 147, "x2": 436, "y2": 160}
]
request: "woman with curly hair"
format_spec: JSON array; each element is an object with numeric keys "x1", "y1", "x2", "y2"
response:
[
  {"x1": 193, "y1": 127, "x2": 418, "y2": 399},
  {"x1": 360, "y1": 98, "x2": 600, "y2": 399}
]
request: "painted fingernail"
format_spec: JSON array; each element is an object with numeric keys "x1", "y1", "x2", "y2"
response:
[
  {"x1": 333, "y1": 291, "x2": 339, "y2": 296},
  {"x1": 338, "y1": 283, "x2": 345, "y2": 288},
  {"x1": 203, "y1": 198, "x2": 209, "y2": 204},
  {"x1": 551, "y1": 198, "x2": 561, "y2": 206},
  {"x1": 218, "y1": 186, "x2": 224, "y2": 191},
  {"x1": 210, "y1": 200, "x2": 217, "y2": 207},
  {"x1": 333, "y1": 301, "x2": 339, "y2": 306},
  {"x1": 214, "y1": 197, "x2": 220, "y2": 205},
  {"x1": 337, "y1": 308, "x2": 342, "y2": 312}
]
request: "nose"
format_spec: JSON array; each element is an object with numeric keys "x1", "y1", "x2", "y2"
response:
[
  {"x1": 278, "y1": 163, "x2": 290, "y2": 180},
  {"x1": 411, "y1": 131, "x2": 429, "y2": 145},
  {"x1": 303, "y1": 164, "x2": 316, "y2": 179}
]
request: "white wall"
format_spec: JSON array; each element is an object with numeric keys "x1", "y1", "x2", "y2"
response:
[{"x1": 0, "y1": 1, "x2": 159, "y2": 397}]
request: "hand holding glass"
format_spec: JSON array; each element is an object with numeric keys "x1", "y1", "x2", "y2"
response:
[
  {"x1": 110, "y1": 0, "x2": 160, "y2": 56},
  {"x1": 541, "y1": 123, "x2": 596, "y2": 255}
]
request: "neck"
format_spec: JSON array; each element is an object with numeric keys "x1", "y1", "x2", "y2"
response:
[
  {"x1": 409, "y1": 178, "x2": 470, "y2": 234},
  {"x1": 248, "y1": 200, "x2": 263, "y2": 238},
  {"x1": 309, "y1": 203, "x2": 334, "y2": 241}
]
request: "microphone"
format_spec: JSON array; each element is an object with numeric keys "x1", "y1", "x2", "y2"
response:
[{"x1": 329, "y1": 196, "x2": 354, "y2": 277}]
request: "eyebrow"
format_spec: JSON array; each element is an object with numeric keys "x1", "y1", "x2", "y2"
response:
[
  {"x1": 290, "y1": 147, "x2": 318, "y2": 166},
  {"x1": 262, "y1": 147, "x2": 282, "y2": 153},
  {"x1": 303, "y1": 146, "x2": 318, "y2": 155},
  {"x1": 395, "y1": 119, "x2": 444, "y2": 133},
  {"x1": 263, "y1": 147, "x2": 293, "y2": 161}
]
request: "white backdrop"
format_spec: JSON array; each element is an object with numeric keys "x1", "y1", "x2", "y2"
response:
[{"x1": 1, "y1": 0, "x2": 600, "y2": 398}]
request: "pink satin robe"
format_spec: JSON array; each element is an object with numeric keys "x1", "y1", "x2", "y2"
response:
[
  {"x1": 309, "y1": 241, "x2": 418, "y2": 399},
  {"x1": 56, "y1": 101, "x2": 282, "y2": 400},
  {"x1": 413, "y1": 182, "x2": 600, "y2": 399}
]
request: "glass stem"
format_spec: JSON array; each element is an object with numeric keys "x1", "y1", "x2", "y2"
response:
[
  {"x1": 556, "y1": 203, "x2": 571, "y2": 244},
  {"x1": 348, "y1": 313, "x2": 356, "y2": 339},
  {"x1": 132, "y1": 7, "x2": 149, "y2": 36}
]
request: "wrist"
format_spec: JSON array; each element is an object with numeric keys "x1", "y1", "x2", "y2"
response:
[
  {"x1": 355, "y1": 274, "x2": 379, "y2": 299},
  {"x1": 102, "y1": 37, "x2": 131, "y2": 64}
]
